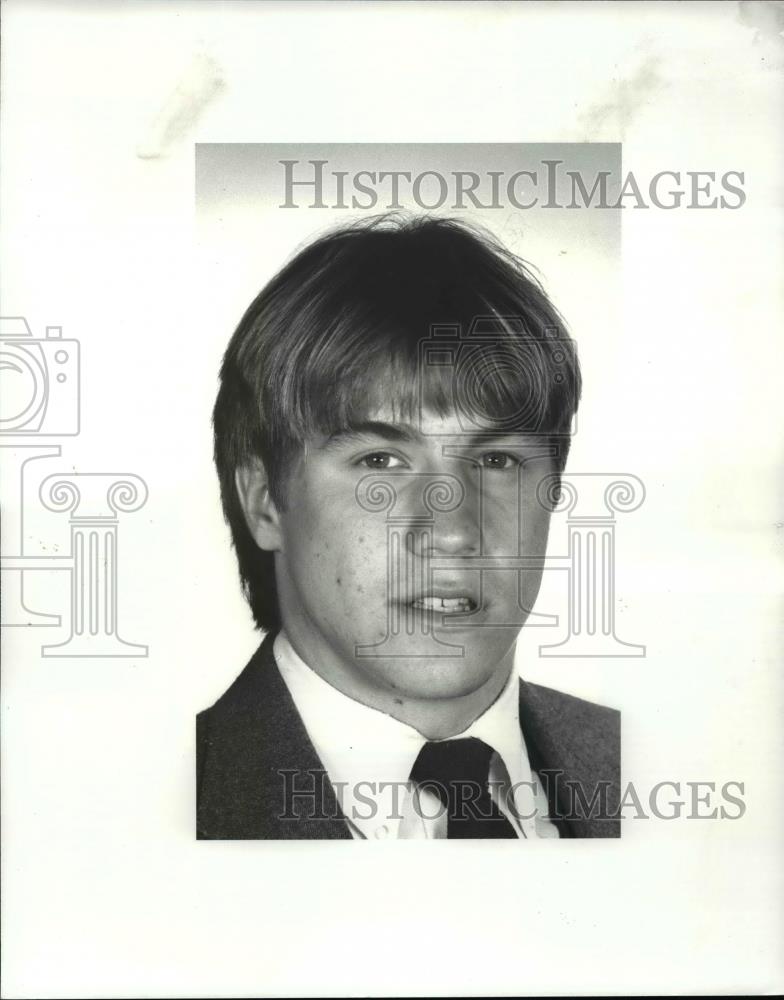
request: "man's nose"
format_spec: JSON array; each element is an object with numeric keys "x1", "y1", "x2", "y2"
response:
[{"x1": 407, "y1": 472, "x2": 481, "y2": 557}]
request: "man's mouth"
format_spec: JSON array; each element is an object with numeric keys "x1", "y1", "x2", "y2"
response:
[{"x1": 409, "y1": 595, "x2": 478, "y2": 614}]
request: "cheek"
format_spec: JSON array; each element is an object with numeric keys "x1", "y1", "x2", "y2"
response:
[
  {"x1": 483, "y1": 490, "x2": 552, "y2": 555},
  {"x1": 518, "y1": 472, "x2": 554, "y2": 546},
  {"x1": 523, "y1": 504, "x2": 552, "y2": 553},
  {"x1": 285, "y1": 504, "x2": 385, "y2": 599},
  {"x1": 331, "y1": 525, "x2": 389, "y2": 601}
]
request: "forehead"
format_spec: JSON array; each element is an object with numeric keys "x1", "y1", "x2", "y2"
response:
[{"x1": 364, "y1": 404, "x2": 465, "y2": 438}]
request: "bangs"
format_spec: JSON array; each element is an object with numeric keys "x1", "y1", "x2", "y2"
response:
[{"x1": 270, "y1": 314, "x2": 576, "y2": 448}]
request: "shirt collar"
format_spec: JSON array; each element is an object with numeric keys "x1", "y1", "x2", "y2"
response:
[{"x1": 273, "y1": 630, "x2": 534, "y2": 838}]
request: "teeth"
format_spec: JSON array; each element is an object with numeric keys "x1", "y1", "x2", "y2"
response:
[{"x1": 411, "y1": 596, "x2": 475, "y2": 612}]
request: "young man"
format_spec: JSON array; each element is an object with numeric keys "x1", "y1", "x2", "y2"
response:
[{"x1": 198, "y1": 215, "x2": 620, "y2": 840}]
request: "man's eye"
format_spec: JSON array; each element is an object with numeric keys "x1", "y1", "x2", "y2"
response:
[
  {"x1": 360, "y1": 452, "x2": 404, "y2": 470},
  {"x1": 481, "y1": 451, "x2": 518, "y2": 470}
]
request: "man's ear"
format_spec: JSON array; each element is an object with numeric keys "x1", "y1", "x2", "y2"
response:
[{"x1": 235, "y1": 460, "x2": 283, "y2": 552}]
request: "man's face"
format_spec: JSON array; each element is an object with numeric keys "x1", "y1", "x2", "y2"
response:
[{"x1": 271, "y1": 407, "x2": 555, "y2": 703}]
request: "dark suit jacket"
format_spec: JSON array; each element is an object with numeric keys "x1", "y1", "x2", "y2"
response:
[{"x1": 197, "y1": 633, "x2": 621, "y2": 839}]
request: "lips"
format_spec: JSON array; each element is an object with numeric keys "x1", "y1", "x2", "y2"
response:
[
  {"x1": 407, "y1": 585, "x2": 479, "y2": 613},
  {"x1": 410, "y1": 595, "x2": 476, "y2": 613}
]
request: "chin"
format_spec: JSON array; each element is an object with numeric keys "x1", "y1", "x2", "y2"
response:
[{"x1": 375, "y1": 656, "x2": 501, "y2": 702}]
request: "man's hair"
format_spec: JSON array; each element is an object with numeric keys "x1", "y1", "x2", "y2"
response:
[{"x1": 213, "y1": 214, "x2": 581, "y2": 632}]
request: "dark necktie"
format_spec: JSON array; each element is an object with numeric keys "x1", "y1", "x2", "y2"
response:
[{"x1": 409, "y1": 737, "x2": 518, "y2": 839}]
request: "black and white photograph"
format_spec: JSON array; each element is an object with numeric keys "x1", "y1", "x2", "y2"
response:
[
  {"x1": 196, "y1": 145, "x2": 624, "y2": 842},
  {"x1": 1, "y1": 2, "x2": 782, "y2": 997}
]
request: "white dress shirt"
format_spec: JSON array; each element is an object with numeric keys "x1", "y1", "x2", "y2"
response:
[{"x1": 273, "y1": 631, "x2": 559, "y2": 840}]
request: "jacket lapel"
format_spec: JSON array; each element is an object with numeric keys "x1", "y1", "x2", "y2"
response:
[
  {"x1": 197, "y1": 633, "x2": 351, "y2": 840},
  {"x1": 519, "y1": 678, "x2": 621, "y2": 838}
]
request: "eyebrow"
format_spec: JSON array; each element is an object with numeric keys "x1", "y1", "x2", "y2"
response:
[{"x1": 322, "y1": 421, "x2": 425, "y2": 449}]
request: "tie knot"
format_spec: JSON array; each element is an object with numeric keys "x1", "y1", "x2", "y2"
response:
[
  {"x1": 408, "y1": 736, "x2": 517, "y2": 838},
  {"x1": 410, "y1": 736, "x2": 494, "y2": 792}
]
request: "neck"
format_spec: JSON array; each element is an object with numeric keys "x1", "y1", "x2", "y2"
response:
[{"x1": 278, "y1": 626, "x2": 516, "y2": 740}]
